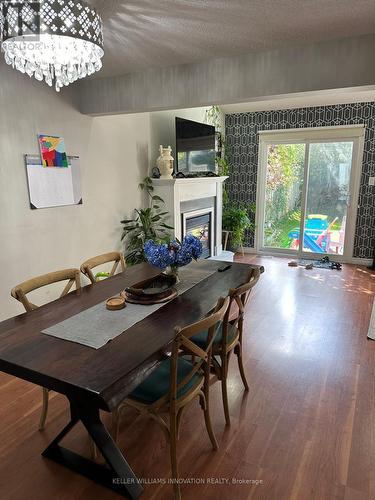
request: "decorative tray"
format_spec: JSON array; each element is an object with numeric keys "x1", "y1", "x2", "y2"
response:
[{"x1": 124, "y1": 273, "x2": 178, "y2": 305}]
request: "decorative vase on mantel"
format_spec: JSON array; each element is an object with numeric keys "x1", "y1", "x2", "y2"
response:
[{"x1": 156, "y1": 145, "x2": 174, "y2": 179}]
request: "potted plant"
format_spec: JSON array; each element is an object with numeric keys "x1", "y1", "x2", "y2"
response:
[
  {"x1": 222, "y1": 204, "x2": 255, "y2": 250},
  {"x1": 121, "y1": 177, "x2": 173, "y2": 265}
]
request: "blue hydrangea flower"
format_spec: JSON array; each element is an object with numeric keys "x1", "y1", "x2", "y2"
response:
[
  {"x1": 144, "y1": 240, "x2": 175, "y2": 269},
  {"x1": 183, "y1": 234, "x2": 203, "y2": 260},
  {"x1": 144, "y1": 234, "x2": 203, "y2": 270}
]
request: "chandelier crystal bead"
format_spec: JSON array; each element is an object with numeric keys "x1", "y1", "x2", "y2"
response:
[{"x1": 0, "y1": 0, "x2": 104, "y2": 91}]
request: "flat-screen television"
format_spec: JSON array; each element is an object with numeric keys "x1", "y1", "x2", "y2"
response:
[{"x1": 175, "y1": 117, "x2": 216, "y2": 175}]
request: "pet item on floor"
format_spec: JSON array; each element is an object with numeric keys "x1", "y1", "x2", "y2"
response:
[
  {"x1": 299, "y1": 258, "x2": 342, "y2": 270},
  {"x1": 95, "y1": 271, "x2": 110, "y2": 281},
  {"x1": 288, "y1": 260, "x2": 298, "y2": 267},
  {"x1": 319, "y1": 256, "x2": 330, "y2": 264},
  {"x1": 330, "y1": 262, "x2": 342, "y2": 270}
]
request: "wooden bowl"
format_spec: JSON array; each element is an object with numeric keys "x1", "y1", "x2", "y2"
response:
[
  {"x1": 106, "y1": 295, "x2": 126, "y2": 311},
  {"x1": 124, "y1": 273, "x2": 178, "y2": 305},
  {"x1": 125, "y1": 287, "x2": 177, "y2": 305}
]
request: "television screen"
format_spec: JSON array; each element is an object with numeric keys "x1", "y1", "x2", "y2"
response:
[{"x1": 175, "y1": 117, "x2": 216, "y2": 175}]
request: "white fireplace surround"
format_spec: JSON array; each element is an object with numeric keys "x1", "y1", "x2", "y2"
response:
[{"x1": 152, "y1": 177, "x2": 229, "y2": 258}]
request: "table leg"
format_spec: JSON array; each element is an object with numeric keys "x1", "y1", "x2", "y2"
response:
[{"x1": 42, "y1": 400, "x2": 143, "y2": 499}]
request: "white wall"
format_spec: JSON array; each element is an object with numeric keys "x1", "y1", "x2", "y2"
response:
[{"x1": 0, "y1": 63, "x2": 150, "y2": 320}]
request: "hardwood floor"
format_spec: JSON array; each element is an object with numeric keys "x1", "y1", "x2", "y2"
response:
[{"x1": 0, "y1": 256, "x2": 374, "y2": 499}]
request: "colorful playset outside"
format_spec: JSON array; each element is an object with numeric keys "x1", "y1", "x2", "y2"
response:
[{"x1": 288, "y1": 214, "x2": 346, "y2": 254}]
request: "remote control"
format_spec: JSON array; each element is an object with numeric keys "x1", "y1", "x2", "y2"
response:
[{"x1": 218, "y1": 264, "x2": 232, "y2": 272}]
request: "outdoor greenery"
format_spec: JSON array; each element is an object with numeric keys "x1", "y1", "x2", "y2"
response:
[
  {"x1": 265, "y1": 141, "x2": 351, "y2": 248},
  {"x1": 205, "y1": 105, "x2": 222, "y2": 130},
  {"x1": 205, "y1": 105, "x2": 230, "y2": 205},
  {"x1": 121, "y1": 177, "x2": 173, "y2": 265},
  {"x1": 265, "y1": 209, "x2": 301, "y2": 249},
  {"x1": 265, "y1": 144, "x2": 304, "y2": 247},
  {"x1": 307, "y1": 142, "x2": 352, "y2": 219}
]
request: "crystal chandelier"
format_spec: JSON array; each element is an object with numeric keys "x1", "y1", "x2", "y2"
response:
[{"x1": 0, "y1": 1, "x2": 104, "y2": 91}]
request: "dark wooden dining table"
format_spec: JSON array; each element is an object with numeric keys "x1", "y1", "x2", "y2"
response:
[{"x1": 0, "y1": 259, "x2": 263, "y2": 499}]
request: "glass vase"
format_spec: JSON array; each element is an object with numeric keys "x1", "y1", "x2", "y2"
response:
[{"x1": 164, "y1": 265, "x2": 180, "y2": 283}]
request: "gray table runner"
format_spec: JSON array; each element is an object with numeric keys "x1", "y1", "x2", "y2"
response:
[{"x1": 42, "y1": 267, "x2": 216, "y2": 349}]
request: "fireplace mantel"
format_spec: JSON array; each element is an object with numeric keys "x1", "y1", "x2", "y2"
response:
[{"x1": 153, "y1": 176, "x2": 228, "y2": 257}]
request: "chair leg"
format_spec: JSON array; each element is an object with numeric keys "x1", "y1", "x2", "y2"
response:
[
  {"x1": 221, "y1": 354, "x2": 231, "y2": 426},
  {"x1": 112, "y1": 408, "x2": 121, "y2": 443},
  {"x1": 176, "y1": 406, "x2": 185, "y2": 441},
  {"x1": 199, "y1": 392, "x2": 218, "y2": 450},
  {"x1": 39, "y1": 388, "x2": 49, "y2": 431},
  {"x1": 90, "y1": 439, "x2": 98, "y2": 460},
  {"x1": 169, "y1": 411, "x2": 181, "y2": 500},
  {"x1": 235, "y1": 343, "x2": 249, "y2": 391}
]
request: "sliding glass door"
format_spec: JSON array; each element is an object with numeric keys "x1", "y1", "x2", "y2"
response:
[
  {"x1": 257, "y1": 127, "x2": 363, "y2": 260},
  {"x1": 263, "y1": 143, "x2": 305, "y2": 251},
  {"x1": 303, "y1": 141, "x2": 353, "y2": 256}
]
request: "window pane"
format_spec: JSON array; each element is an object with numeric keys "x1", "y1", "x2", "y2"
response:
[
  {"x1": 303, "y1": 141, "x2": 353, "y2": 255},
  {"x1": 264, "y1": 143, "x2": 305, "y2": 250}
]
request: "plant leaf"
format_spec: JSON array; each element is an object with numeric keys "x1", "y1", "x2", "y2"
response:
[{"x1": 152, "y1": 195, "x2": 164, "y2": 202}]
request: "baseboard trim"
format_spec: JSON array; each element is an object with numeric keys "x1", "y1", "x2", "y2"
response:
[
  {"x1": 242, "y1": 247, "x2": 259, "y2": 254},
  {"x1": 241, "y1": 249, "x2": 373, "y2": 267},
  {"x1": 350, "y1": 258, "x2": 373, "y2": 266}
]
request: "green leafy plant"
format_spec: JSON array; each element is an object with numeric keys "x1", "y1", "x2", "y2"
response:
[
  {"x1": 205, "y1": 105, "x2": 222, "y2": 131},
  {"x1": 205, "y1": 105, "x2": 230, "y2": 202},
  {"x1": 121, "y1": 177, "x2": 173, "y2": 265},
  {"x1": 206, "y1": 105, "x2": 256, "y2": 248},
  {"x1": 222, "y1": 204, "x2": 255, "y2": 248}
]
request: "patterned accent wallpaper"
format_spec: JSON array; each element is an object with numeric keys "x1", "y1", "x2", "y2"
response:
[{"x1": 225, "y1": 103, "x2": 375, "y2": 258}]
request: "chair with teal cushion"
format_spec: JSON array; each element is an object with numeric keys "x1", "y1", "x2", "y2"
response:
[
  {"x1": 113, "y1": 296, "x2": 230, "y2": 500},
  {"x1": 203, "y1": 266, "x2": 261, "y2": 426},
  {"x1": 191, "y1": 322, "x2": 237, "y2": 348},
  {"x1": 130, "y1": 357, "x2": 202, "y2": 404}
]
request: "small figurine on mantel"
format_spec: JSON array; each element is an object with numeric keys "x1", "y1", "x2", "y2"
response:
[{"x1": 156, "y1": 145, "x2": 174, "y2": 179}]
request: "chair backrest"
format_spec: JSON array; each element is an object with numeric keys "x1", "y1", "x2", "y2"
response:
[
  {"x1": 11, "y1": 268, "x2": 81, "y2": 312},
  {"x1": 80, "y1": 251, "x2": 126, "y2": 284},
  {"x1": 163, "y1": 296, "x2": 230, "y2": 409},
  {"x1": 224, "y1": 266, "x2": 261, "y2": 341}
]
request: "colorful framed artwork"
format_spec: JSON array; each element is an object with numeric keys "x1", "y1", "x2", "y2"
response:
[{"x1": 38, "y1": 135, "x2": 68, "y2": 168}]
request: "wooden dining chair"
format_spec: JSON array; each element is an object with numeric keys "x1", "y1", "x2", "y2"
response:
[
  {"x1": 191, "y1": 266, "x2": 260, "y2": 426},
  {"x1": 113, "y1": 296, "x2": 230, "y2": 500},
  {"x1": 10, "y1": 268, "x2": 81, "y2": 430},
  {"x1": 80, "y1": 251, "x2": 126, "y2": 284}
]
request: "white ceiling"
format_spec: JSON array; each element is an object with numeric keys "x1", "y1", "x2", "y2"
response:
[{"x1": 90, "y1": 0, "x2": 375, "y2": 78}]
